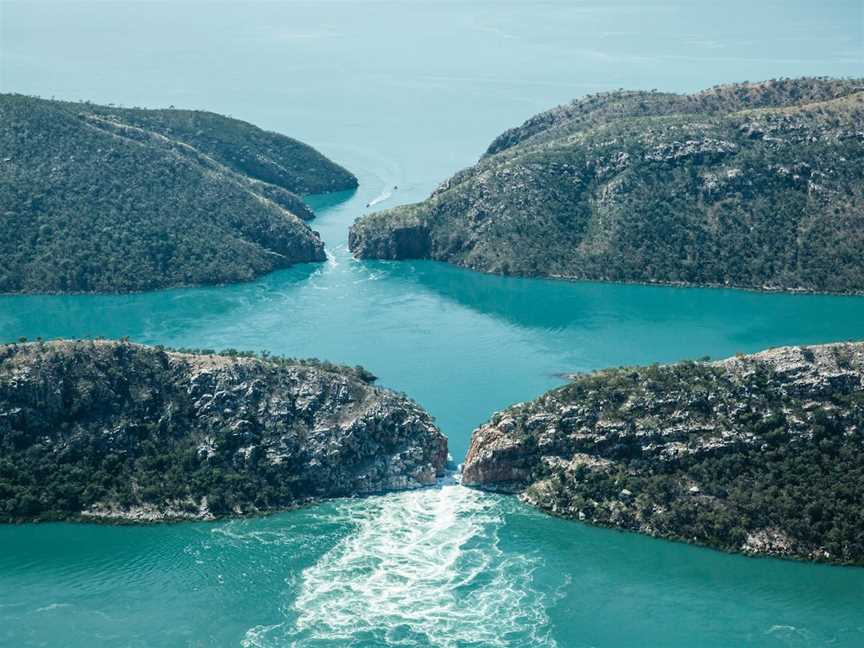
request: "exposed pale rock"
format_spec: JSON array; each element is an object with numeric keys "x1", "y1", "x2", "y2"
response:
[
  {"x1": 463, "y1": 342, "x2": 864, "y2": 564},
  {"x1": 0, "y1": 340, "x2": 447, "y2": 522}
]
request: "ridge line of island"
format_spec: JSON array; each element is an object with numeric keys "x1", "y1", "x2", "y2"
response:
[
  {"x1": 349, "y1": 76, "x2": 864, "y2": 296},
  {"x1": 0, "y1": 93, "x2": 357, "y2": 294}
]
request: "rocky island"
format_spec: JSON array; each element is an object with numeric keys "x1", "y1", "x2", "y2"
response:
[
  {"x1": 350, "y1": 78, "x2": 864, "y2": 293},
  {"x1": 0, "y1": 95, "x2": 358, "y2": 293},
  {"x1": 463, "y1": 342, "x2": 864, "y2": 564},
  {"x1": 0, "y1": 340, "x2": 446, "y2": 522}
]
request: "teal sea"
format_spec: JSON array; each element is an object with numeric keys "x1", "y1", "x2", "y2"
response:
[{"x1": 1, "y1": 1, "x2": 863, "y2": 646}]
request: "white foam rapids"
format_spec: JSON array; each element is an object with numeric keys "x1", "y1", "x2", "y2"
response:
[{"x1": 243, "y1": 481, "x2": 556, "y2": 647}]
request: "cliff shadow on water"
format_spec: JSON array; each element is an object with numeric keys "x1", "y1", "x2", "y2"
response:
[
  {"x1": 0, "y1": 262, "x2": 324, "y2": 344},
  {"x1": 358, "y1": 257, "x2": 864, "y2": 358}
]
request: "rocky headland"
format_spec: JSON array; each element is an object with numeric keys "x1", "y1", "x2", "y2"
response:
[
  {"x1": 0, "y1": 340, "x2": 446, "y2": 522},
  {"x1": 0, "y1": 94, "x2": 358, "y2": 293},
  {"x1": 350, "y1": 78, "x2": 864, "y2": 294},
  {"x1": 463, "y1": 342, "x2": 864, "y2": 564}
]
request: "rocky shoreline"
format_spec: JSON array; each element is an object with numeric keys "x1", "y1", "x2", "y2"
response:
[
  {"x1": 3, "y1": 338, "x2": 863, "y2": 567},
  {"x1": 463, "y1": 342, "x2": 864, "y2": 565},
  {"x1": 0, "y1": 340, "x2": 447, "y2": 523}
]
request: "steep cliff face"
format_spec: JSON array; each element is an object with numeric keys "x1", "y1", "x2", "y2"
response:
[
  {"x1": 463, "y1": 342, "x2": 864, "y2": 564},
  {"x1": 350, "y1": 78, "x2": 864, "y2": 294},
  {"x1": 0, "y1": 341, "x2": 447, "y2": 522},
  {"x1": 347, "y1": 220, "x2": 431, "y2": 260},
  {"x1": 0, "y1": 94, "x2": 358, "y2": 294}
]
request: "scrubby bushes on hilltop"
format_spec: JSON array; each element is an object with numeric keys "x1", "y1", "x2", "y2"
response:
[
  {"x1": 0, "y1": 94, "x2": 357, "y2": 293},
  {"x1": 0, "y1": 340, "x2": 444, "y2": 522},
  {"x1": 463, "y1": 343, "x2": 864, "y2": 564},
  {"x1": 350, "y1": 77, "x2": 864, "y2": 294}
]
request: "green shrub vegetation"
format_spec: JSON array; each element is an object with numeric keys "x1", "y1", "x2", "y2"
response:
[
  {"x1": 467, "y1": 343, "x2": 864, "y2": 564},
  {"x1": 0, "y1": 94, "x2": 357, "y2": 293},
  {"x1": 350, "y1": 78, "x2": 864, "y2": 294},
  {"x1": 0, "y1": 340, "x2": 389, "y2": 522}
]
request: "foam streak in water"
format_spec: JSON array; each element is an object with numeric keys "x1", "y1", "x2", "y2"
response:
[
  {"x1": 367, "y1": 188, "x2": 394, "y2": 208},
  {"x1": 244, "y1": 483, "x2": 555, "y2": 647}
]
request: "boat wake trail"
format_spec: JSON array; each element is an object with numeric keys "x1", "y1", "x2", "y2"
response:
[
  {"x1": 367, "y1": 188, "x2": 393, "y2": 208},
  {"x1": 243, "y1": 481, "x2": 556, "y2": 647}
]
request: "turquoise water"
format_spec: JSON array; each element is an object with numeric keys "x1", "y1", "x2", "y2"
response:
[{"x1": 2, "y1": 1, "x2": 864, "y2": 646}]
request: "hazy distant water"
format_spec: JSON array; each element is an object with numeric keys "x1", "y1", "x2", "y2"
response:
[{"x1": 1, "y1": 1, "x2": 863, "y2": 646}]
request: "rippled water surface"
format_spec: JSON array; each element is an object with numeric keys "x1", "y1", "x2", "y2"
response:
[{"x1": 2, "y1": 1, "x2": 864, "y2": 646}]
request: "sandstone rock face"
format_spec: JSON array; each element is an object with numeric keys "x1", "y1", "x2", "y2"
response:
[
  {"x1": 348, "y1": 220, "x2": 431, "y2": 260},
  {"x1": 463, "y1": 342, "x2": 864, "y2": 564},
  {"x1": 349, "y1": 78, "x2": 864, "y2": 293},
  {"x1": 0, "y1": 340, "x2": 447, "y2": 522}
]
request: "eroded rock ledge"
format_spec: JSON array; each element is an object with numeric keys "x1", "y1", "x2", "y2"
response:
[
  {"x1": 463, "y1": 342, "x2": 864, "y2": 564},
  {"x1": 0, "y1": 340, "x2": 447, "y2": 522}
]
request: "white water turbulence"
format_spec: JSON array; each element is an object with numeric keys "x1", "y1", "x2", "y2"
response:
[{"x1": 243, "y1": 481, "x2": 557, "y2": 647}]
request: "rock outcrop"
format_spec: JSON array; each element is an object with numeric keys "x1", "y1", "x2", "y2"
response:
[
  {"x1": 0, "y1": 94, "x2": 358, "y2": 294},
  {"x1": 0, "y1": 340, "x2": 447, "y2": 522},
  {"x1": 463, "y1": 342, "x2": 864, "y2": 564},
  {"x1": 350, "y1": 78, "x2": 864, "y2": 294}
]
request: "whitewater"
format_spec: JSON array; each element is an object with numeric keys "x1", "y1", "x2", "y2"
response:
[{"x1": 242, "y1": 479, "x2": 559, "y2": 647}]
